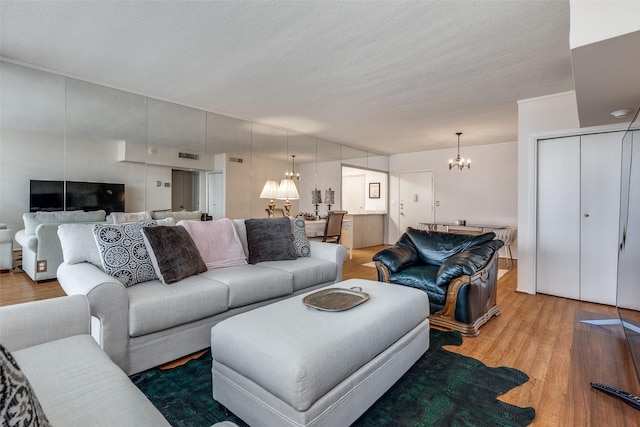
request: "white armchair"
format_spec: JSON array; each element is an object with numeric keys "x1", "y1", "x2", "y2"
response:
[{"x1": 0, "y1": 223, "x2": 13, "y2": 271}]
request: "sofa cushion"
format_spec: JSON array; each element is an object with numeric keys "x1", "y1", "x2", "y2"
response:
[
  {"x1": 178, "y1": 219, "x2": 247, "y2": 269},
  {"x1": 23, "y1": 210, "x2": 106, "y2": 235},
  {"x1": 141, "y1": 226, "x2": 207, "y2": 285},
  {"x1": 257, "y1": 257, "x2": 336, "y2": 292},
  {"x1": 245, "y1": 217, "x2": 297, "y2": 264},
  {"x1": 289, "y1": 216, "x2": 311, "y2": 257},
  {"x1": 405, "y1": 228, "x2": 496, "y2": 266},
  {"x1": 126, "y1": 276, "x2": 229, "y2": 337},
  {"x1": 57, "y1": 223, "x2": 103, "y2": 268},
  {"x1": 92, "y1": 221, "x2": 158, "y2": 287},
  {"x1": 198, "y1": 265, "x2": 293, "y2": 308},
  {"x1": 0, "y1": 344, "x2": 51, "y2": 426},
  {"x1": 389, "y1": 265, "x2": 443, "y2": 304},
  {"x1": 12, "y1": 335, "x2": 170, "y2": 426}
]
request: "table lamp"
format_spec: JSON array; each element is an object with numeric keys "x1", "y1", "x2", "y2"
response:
[
  {"x1": 276, "y1": 179, "x2": 299, "y2": 216},
  {"x1": 260, "y1": 180, "x2": 279, "y2": 217}
]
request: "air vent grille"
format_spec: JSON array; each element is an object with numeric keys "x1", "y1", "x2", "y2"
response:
[
  {"x1": 178, "y1": 152, "x2": 200, "y2": 160},
  {"x1": 229, "y1": 157, "x2": 244, "y2": 163}
]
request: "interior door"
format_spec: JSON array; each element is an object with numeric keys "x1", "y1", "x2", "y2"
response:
[
  {"x1": 398, "y1": 171, "x2": 433, "y2": 234},
  {"x1": 580, "y1": 132, "x2": 622, "y2": 305},
  {"x1": 536, "y1": 136, "x2": 581, "y2": 299},
  {"x1": 172, "y1": 169, "x2": 199, "y2": 211},
  {"x1": 207, "y1": 171, "x2": 224, "y2": 219}
]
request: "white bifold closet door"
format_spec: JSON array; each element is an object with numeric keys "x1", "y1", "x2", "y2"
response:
[{"x1": 536, "y1": 132, "x2": 622, "y2": 305}]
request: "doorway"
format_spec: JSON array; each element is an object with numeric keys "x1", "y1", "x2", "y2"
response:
[
  {"x1": 206, "y1": 171, "x2": 224, "y2": 219},
  {"x1": 171, "y1": 169, "x2": 200, "y2": 211},
  {"x1": 398, "y1": 170, "x2": 434, "y2": 233}
]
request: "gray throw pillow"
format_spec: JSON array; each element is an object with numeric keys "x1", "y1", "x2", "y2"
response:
[
  {"x1": 245, "y1": 217, "x2": 297, "y2": 264},
  {"x1": 289, "y1": 216, "x2": 311, "y2": 257},
  {"x1": 0, "y1": 344, "x2": 52, "y2": 426},
  {"x1": 92, "y1": 221, "x2": 159, "y2": 287},
  {"x1": 141, "y1": 225, "x2": 207, "y2": 284}
]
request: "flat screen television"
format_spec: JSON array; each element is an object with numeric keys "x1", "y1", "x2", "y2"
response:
[
  {"x1": 66, "y1": 181, "x2": 125, "y2": 215},
  {"x1": 29, "y1": 180, "x2": 64, "y2": 212},
  {"x1": 29, "y1": 180, "x2": 125, "y2": 214}
]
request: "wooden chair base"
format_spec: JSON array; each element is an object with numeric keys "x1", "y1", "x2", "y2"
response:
[{"x1": 429, "y1": 304, "x2": 501, "y2": 337}]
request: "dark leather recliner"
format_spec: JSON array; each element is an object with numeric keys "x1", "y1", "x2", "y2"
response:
[{"x1": 373, "y1": 228, "x2": 504, "y2": 336}]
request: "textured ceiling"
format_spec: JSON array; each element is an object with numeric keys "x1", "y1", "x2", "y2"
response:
[{"x1": 0, "y1": 1, "x2": 575, "y2": 154}]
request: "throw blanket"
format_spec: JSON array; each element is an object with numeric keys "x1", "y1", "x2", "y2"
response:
[{"x1": 178, "y1": 219, "x2": 247, "y2": 269}]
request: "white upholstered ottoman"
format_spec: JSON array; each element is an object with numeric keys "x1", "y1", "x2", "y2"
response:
[{"x1": 210, "y1": 278, "x2": 430, "y2": 427}]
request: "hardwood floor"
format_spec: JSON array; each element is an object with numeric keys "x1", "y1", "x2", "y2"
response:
[{"x1": 2, "y1": 246, "x2": 639, "y2": 426}]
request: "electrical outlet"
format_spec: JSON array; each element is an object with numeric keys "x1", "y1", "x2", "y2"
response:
[
  {"x1": 436, "y1": 201, "x2": 440, "y2": 206},
  {"x1": 37, "y1": 260, "x2": 47, "y2": 272}
]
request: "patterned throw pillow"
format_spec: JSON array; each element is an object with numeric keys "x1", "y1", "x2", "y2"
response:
[
  {"x1": 0, "y1": 344, "x2": 51, "y2": 427},
  {"x1": 289, "y1": 216, "x2": 310, "y2": 257},
  {"x1": 92, "y1": 221, "x2": 158, "y2": 287}
]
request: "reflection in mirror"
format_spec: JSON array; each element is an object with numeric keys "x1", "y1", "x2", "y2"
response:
[
  {"x1": 341, "y1": 145, "x2": 368, "y2": 168},
  {"x1": 342, "y1": 166, "x2": 388, "y2": 215},
  {"x1": 146, "y1": 98, "x2": 207, "y2": 212},
  {"x1": 0, "y1": 62, "x2": 66, "y2": 234},
  {"x1": 368, "y1": 151, "x2": 389, "y2": 171},
  {"x1": 65, "y1": 78, "x2": 147, "y2": 213},
  {"x1": 316, "y1": 139, "x2": 342, "y2": 217},
  {"x1": 251, "y1": 123, "x2": 288, "y2": 218},
  {"x1": 206, "y1": 113, "x2": 252, "y2": 219},
  {"x1": 287, "y1": 132, "x2": 316, "y2": 216},
  {"x1": 1, "y1": 61, "x2": 390, "y2": 229}
]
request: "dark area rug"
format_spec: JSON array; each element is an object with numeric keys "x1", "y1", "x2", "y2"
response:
[{"x1": 131, "y1": 329, "x2": 535, "y2": 427}]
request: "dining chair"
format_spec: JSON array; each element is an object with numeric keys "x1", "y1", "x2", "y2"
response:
[{"x1": 321, "y1": 210, "x2": 347, "y2": 243}]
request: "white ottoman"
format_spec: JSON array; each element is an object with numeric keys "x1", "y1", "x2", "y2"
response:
[{"x1": 211, "y1": 279, "x2": 430, "y2": 427}]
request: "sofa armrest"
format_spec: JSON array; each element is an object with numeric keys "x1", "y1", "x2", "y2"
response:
[
  {"x1": 0, "y1": 228, "x2": 12, "y2": 244},
  {"x1": 0, "y1": 295, "x2": 90, "y2": 352},
  {"x1": 436, "y1": 240, "x2": 504, "y2": 287},
  {"x1": 57, "y1": 262, "x2": 131, "y2": 372},
  {"x1": 14, "y1": 229, "x2": 36, "y2": 252},
  {"x1": 309, "y1": 241, "x2": 347, "y2": 282},
  {"x1": 373, "y1": 244, "x2": 419, "y2": 274}
]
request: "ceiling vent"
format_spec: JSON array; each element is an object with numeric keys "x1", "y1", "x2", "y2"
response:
[{"x1": 178, "y1": 152, "x2": 200, "y2": 160}]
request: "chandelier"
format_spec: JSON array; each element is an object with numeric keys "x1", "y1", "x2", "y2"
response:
[
  {"x1": 285, "y1": 154, "x2": 300, "y2": 180},
  {"x1": 449, "y1": 132, "x2": 470, "y2": 170}
]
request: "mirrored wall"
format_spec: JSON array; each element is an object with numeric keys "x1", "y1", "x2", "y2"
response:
[{"x1": 0, "y1": 60, "x2": 389, "y2": 235}]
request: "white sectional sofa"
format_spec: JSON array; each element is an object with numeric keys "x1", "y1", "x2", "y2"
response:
[
  {"x1": 57, "y1": 217, "x2": 347, "y2": 375},
  {"x1": 15, "y1": 210, "x2": 108, "y2": 281},
  {"x1": 0, "y1": 295, "x2": 170, "y2": 426}
]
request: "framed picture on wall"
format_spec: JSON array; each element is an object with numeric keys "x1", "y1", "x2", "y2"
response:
[{"x1": 369, "y1": 182, "x2": 380, "y2": 199}]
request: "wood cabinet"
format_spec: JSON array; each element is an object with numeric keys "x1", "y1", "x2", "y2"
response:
[{"x1": 536, "y1": 131, "x2": 622, "y2": 305}]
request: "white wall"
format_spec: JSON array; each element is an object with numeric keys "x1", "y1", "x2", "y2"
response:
[
  {"x1": 570, "y1": 0, "x2": 640, "y2": 48},
  {"x1": 389, "y1": 141, "x2": 518, "y2": 256}
]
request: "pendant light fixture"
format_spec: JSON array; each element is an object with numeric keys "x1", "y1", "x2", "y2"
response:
[{"x1": 449, "y1": 132, "x2": 471, "y2": 170}]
